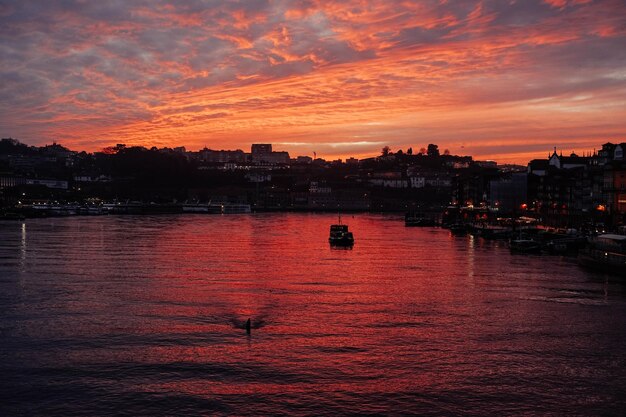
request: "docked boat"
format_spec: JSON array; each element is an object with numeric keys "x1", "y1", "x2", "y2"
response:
[
  {"x1": 578, "y1": 234, "x2": 626, "y2": 275},
  {"x1": 31, "y1": 203, "x2": 79, "y2": 216},
  {"x1": 405, "y1": 212, "x2": 436, "y2": 227},
  {"x1": 329, "y1": 222, "x2": 354, "y2": 246},
  {"x1": 77, "y1": 205, "x2": 107, "y2": 215},
  {"x1": 102, "y1": 201, "x2": 143, "y2": 214},
  {"x1": 222, "y1": 203, "x2": 252, "y2": 214},
  {"x1": 449, "y1": 223, "x2": 468, "y2": 236},
  {"x1": 509, "y1": 239, "x2": 542, "y2": 254},
  {"x1": 182, "y1": 201, "x2": 222, "y2": 214},
  {"x1": 471, "y1": 225, "x2": 511, "y2": 240},
  {"x1": 544, "y1": 236, "x2": 587, "y2": 255}
]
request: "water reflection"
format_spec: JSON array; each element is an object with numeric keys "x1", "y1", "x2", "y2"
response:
[
  {"x1": 19, "y1": 222, "x2": 26, "y2": 272},
  {"x1": 0, "y1": 214, "x2": 625, "y2": 416},
  {"x1": 466, "y1": 233, "x2": 475, "y2": 278}
]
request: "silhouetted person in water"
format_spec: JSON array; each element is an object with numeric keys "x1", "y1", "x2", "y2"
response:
[{"x1": 245, "y1": 318, "x2": 251, "y2": 335}]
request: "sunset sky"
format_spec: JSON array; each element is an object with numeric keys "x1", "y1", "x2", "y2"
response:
[{"x1": 1, "y1": 0, "x2": 625, "y2": 163}]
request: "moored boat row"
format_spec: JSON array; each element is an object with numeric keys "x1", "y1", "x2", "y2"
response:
[
  {"x1": 404, "y1": 211, "x2": 437, "y2": 227},
  {"x1": 5, "y1": 201, "x2": 253, "y2": 217},
  {"x1": 577, "y1": 234, "x2": 626, "y2": 276},
  {"x1": 435, "y1": 213, "x2": 625, "y2": 276}
]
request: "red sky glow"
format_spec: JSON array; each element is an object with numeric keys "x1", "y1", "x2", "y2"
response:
[{"x1": 1, "y1": 0, "x2": 625, "y2": 163}]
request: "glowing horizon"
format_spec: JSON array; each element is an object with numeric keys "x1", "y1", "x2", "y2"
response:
[{"x1": 1, "y1": 0, "x2": 625, "y2": 164}]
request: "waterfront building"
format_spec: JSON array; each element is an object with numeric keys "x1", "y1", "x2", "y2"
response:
[
  {"x1": 548, "y1": 149, "x2": 588, "y2": 170},
  {"x1": 528, "y1": 148, "x2": 616, "y2": 227},
  {"x1": 409, "y1": 176, "x2": 426, "y2": 188},
  {"x1": 605, "y1": 162, "x2": 626, "y2": 224},
  {"x1": 452, "y1": 165, "x2": 500, "y2": 207},
  {"x1": 309, "y1": 181, "x2": 332, "y2": 194},
  {"x1": 368, "y1": 172, "x2": 409, "y2": 188},
  {"x1": 528, "y1": 159, "x2": 549, "y2": 176},
  {"x1": 308, "y1": 188, "x2": 370, "y2": 211},
  {"x1": 407, "y1": 168, "x2": 453, "y2": 189},
  {"x1": 73, "y1": 175, "x2": 112, "y2": 183},
  {"x1": 489, "y1": 172, "x2": 528, "y2": 214},
  {"x1": 246, "y1": 172, "x2": 272, "y2": 183},
  {"x1": 0, "y1": 176, "x2": 27, "y2": 189},
  {"x1": 596, "y1": 142, "x2": 617, "y2": 165},
  {"x1": 25, "y1": 178, "x2": 69, "y2": 190}
]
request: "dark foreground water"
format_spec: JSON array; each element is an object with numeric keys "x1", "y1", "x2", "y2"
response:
[{"x1": 1, "y1": 213, "x2": 625, "y2": 416}]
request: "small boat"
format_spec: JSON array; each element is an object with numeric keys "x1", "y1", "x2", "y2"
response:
[
  {"x1": 449, "y1": 223, "x2": 467, "y2": 236},
  {"x1": 222, "y1": 203, "x2": 252, "y2": 214},
  {"x1": 545, "y1": 236, "x2": 587, "y2": 255},
  {"x1": 329, "y1": 219, "x2": 354, "y2": 246},
  {"x1": 578, "y1": 234, "x2": 626, "y2": 275},
  {"x1": 472, "y1": 225, "x2": 511, "y2": 240},
  {"x1": 31, "y1": 203, "x2": 79, "y2": 216},
  {"x1": 405, "y1": 212, "x2": 436, "y2": 227},
  {"x1": 77, "y1": 205, "x2": 107, "y2": 215},
  {"x1": 102, "y1": 201, "x2": 143, "y2": 214},
  {"x1": 182, "y1": 201, "x2": 222, "y2": 214},
  {"x1": 509, "y1": 239, "x2": 542, "y2": 254}
]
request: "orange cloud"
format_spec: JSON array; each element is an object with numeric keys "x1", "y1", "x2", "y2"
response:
[{"x1": 0, "y1": 0, "x2": 625, "y2": 164}]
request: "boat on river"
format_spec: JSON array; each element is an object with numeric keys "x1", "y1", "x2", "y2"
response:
[
  {"x1": 545, "y1": 236, "x2": 587, "y2": 255},
  {"x1": 31, "y1": 202, "x2": 80, "y2": 216},
  {"x1": 471, "y1": 224, "x2": 511, "y2": 240},
  {"x1": 405, "y1": 212, "x2": 437, "y2": 227},
  {"x1": 578, "y1": 234, "x2": 626, "y2": 275},
  {"x1": 449, "y1": 223, "x2": 468, "y2": 236},
  {"x1": 509, "y1": 238, "x2": 542, "y2": 254},
  {"x1": 182, "y1": 201, "x2": 222, "y2": 214},
  {"x1": 222, "y1": 203, "x2": 252, "y2": 214},
  {"x1": 329, "y1": 219, "x2": 354, "y2": 246}
]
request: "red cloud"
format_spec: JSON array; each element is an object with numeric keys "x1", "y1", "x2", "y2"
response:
[{"x1": 0, "y1": 0, "x2": 625, "y2": 163}]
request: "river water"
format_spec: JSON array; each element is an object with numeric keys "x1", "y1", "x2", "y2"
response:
[{"x1": 1, "y1": 213, "x2": 625, "y2": 416}]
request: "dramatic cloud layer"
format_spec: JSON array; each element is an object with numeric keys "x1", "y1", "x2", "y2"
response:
[{"x1": 1, "y1": 0, "x2": 625, "y2": 162}]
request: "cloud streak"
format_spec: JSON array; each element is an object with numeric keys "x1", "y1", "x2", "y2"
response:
[{"x1": 0, "y1": 0, "x2": 625, "y2": 162}]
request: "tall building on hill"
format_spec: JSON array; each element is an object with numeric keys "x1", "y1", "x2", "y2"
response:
[
  {"x1": 251, "y1": 144, "x2": 272, "y2": 155},
  {"x1": 251, "y1": 144, "x2": 289, "y2": 165}
]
